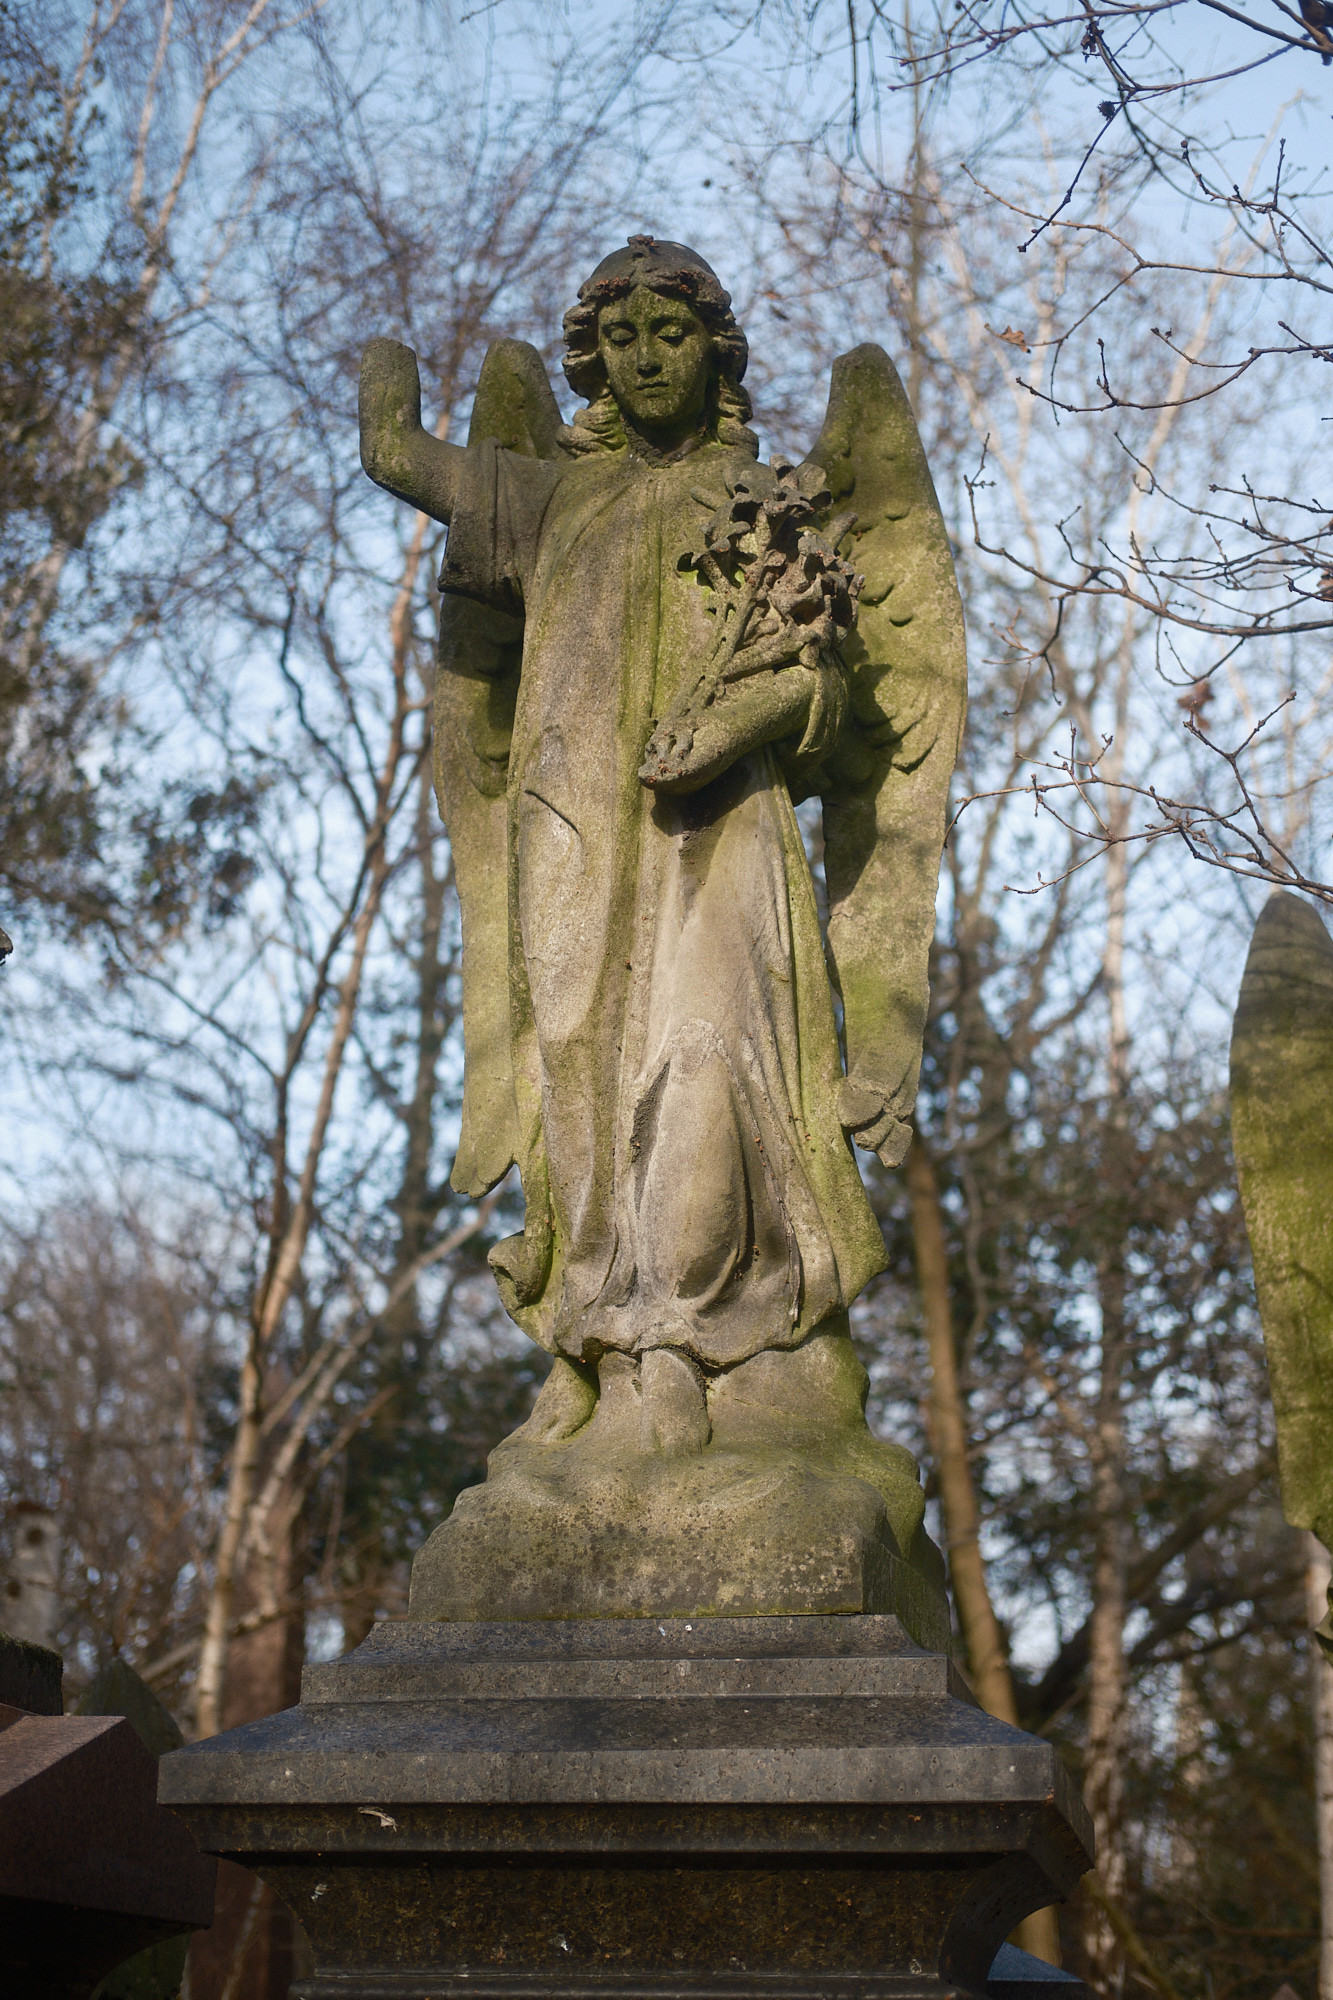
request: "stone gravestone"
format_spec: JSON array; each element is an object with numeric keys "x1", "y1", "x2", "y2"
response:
[
  {"x1": 1230, "y1": 889, "x2": 1333, "y2": 1649},
  {"x1": 161, "y1": 237, "x2": 1093, "y2": 1998},
  {"x1": 76, "y1": 1659, "x2": 193, "y2": 2000},
  {"x1": 0, "y1": 1636, "x2": 214, "y2": 2000}
]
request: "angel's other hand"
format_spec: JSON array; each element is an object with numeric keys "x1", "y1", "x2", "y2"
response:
[
  {"x1": 837, "y1": 1075, "x2": 912, "y2": 1168},
  {"x1": 639, "y1": 718, "x2": 699, "y2": 791},
  {"x1": 640, "y1": 670, "x2": 814, "y2": 796},
  {"x1": 640, "y1": 706, "x2": 751, "y2": 793}
]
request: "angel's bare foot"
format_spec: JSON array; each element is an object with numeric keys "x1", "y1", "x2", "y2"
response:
[
  {"x1": 638, "y1": 1346, "x2": 711, "y2": 1456},
  {"x1": 640, "y1": 670, "x2": 814, "y2": 795}
]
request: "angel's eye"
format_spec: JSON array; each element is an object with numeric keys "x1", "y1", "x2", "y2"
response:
[
  {"x1": 658, "y1": 328, "x2": 688, "y2": 345},
  {"x1": 604, "y1": 326, "x2": 636, "y2": 347}
]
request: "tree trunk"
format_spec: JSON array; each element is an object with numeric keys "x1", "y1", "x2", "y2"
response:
[
  {"x1": 386, "y1": 751, "x2": 451, "y2": 1328},
  {"x1": 1082, "y1": 797, "x2": 1132, "y2": 1999},
  {"x1": 1082, "y1": 1261, "x2": 1129, "y2": 1997},
  {"x1": 335, "y1": 745, "x2": 452, "y2": 1652},
  {"x1": 1167, "y1": 1658, "x2": 1203, "y2": 1882},
  {"x1": 905, "y1": 1132, "x2": 1063, "y2": 1965},
  {"x1": 193, "y1": 510, "x2": 430, "y2": 1738},
  {"x1": 187, "y1": 1502, "x2": 306, "y2": 2000}
]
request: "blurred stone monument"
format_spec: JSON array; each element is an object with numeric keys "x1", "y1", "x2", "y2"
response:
[
  {"x1": 3, "y1": 1502, "x2": 60, "y2": 1647},
  {"x1": 1230, "y1": 889, "x2": 1333, "y2": 1646},
  {"x1": 0, "y1": 1636, "x2": 214, "y2": 2000},
  {"x1": 162, "y1": 236, "x2": 1092, "y2": 1998}
]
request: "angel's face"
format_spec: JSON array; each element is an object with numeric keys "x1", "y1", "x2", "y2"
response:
[{"x1": 597, "y1": 285, "x2": 713, "y2": 450}]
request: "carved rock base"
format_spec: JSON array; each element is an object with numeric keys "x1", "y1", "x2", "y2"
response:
[
  {"x1": 159, "y1": 1615, "x2": 1094, "y2": 2000},
  {"x1": 409, "y1": 1329, "x2": 950, "y2": 1645}
]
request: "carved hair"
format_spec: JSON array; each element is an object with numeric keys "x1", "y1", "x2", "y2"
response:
[{"x1": 560, "y1": 236, "x2": 758, "y2": 458}]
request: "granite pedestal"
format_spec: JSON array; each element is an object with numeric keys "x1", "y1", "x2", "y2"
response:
[{"x1": 159, "y1": 1615, "x2": 1092, "y2": 2000}]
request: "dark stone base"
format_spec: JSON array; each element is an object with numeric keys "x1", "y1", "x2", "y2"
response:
[
  {"x1": 285, "y1": 1967, "x2": 1088, "y2": 2000},
  {"x1": 160, "y1": 1616, "x2": 1093, "y2": 2000}
]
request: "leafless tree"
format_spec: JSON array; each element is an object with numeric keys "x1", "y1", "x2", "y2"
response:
[
  {"x1": 0, "y1": 1199, "x2": 230, "y2": 1713},
  {"x1": 7, "y1": 0, "x2": 692, "y2": 1743},
  {"x1": 699, "y1": 52, "x2": 1313, "y2": 1982},
  {"x1": 697, "y1": 0, "x2": 1333, "y2": 906}
]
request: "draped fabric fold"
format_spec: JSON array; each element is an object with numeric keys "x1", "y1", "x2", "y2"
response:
[{"x1": 440, "y1": 437, "x2": 887, "y2": 1368}]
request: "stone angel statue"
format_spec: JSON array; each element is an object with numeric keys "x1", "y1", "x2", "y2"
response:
[{"x1": 359, "y1": 238, "x2": 967, "y2": 1633}]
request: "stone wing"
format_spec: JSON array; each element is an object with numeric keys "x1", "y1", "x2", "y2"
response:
[
  {"x1": 436, "y1": 339, "x2": 563, "y2": 1196},
  {"x1": 804, "y1": 345, "x2": 968, "y2": 1165}
]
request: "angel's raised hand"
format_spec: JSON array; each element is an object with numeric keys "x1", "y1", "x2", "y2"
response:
[{"x1": 359, "y1": 338, "x2": 462, "y2": 525}]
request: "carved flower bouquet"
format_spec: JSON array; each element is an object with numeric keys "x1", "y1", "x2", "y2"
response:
[{"x1": 639, "y1": 461, "x2": 861, "y2": 792}]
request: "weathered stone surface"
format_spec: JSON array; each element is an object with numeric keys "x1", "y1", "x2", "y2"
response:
[
  {"x1": 76, "y1": 1653, "x2": 185, "y2": 1759},
  {"x1": 410, "y1": 1328, "x2": 948, "y2": 1643},
  {"x1": 360, "y1": 238, "x2": 966, "y2": 1623},
  {"x1": 1230, "y1": 890, "x2": 1333, "y2": 1649},
  {"x1": 160, "y1": 1615, "x2": 1091, "y2": 2000},
  {"x1": 76, "y1": 1658, "x2": 191, "y2": 1999}
]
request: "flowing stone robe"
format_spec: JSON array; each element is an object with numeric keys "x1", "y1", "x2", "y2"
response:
[{"x1": 439, "y1": 434, "x2": 888, "y2": 1373}]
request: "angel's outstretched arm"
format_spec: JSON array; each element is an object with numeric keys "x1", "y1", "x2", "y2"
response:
[{"x1": 359, "y1": 337, "x2": 465, "y2": 524}]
